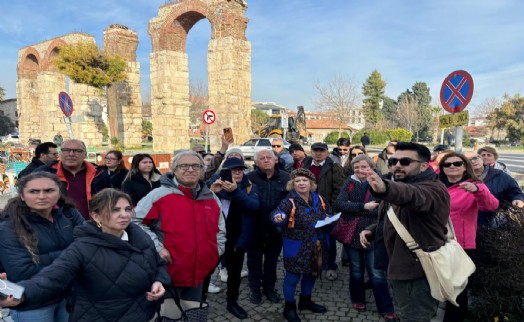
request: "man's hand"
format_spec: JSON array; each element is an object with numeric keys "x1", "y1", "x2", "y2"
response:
[
  {"x1": 359, "y1": 230, "x2": 373, "y2": 249},
  {"x1": 364, "y1": 170, "x2": 386, "y2": 193},
  {"x1": 159, "y1": 248, "x2": 172, "y2": 264},
  {"x1": 512, "y1": 199, "x2": 524, "y2": 208},
  {"x1": 210, "y1": 179, "x2": 223, "y2": 193},
  {"x1": 364, "y1": 201, "x2": 380, "y2": 210},
  {"x1": 146, "y1": 281, "x2": 165, "y2": 301},
  {"x1": 222, "y1": 180, "x2": 237, "y2": 193}
]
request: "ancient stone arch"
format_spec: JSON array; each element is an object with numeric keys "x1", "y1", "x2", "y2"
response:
[
  {"x1": 16, "y1": 30, "x2": 142, "y2": 147},
  {"x1": 149, "y1": 0, "x2": 252, "y2": 152}
]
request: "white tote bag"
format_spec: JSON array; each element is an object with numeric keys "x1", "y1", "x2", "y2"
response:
[{"x1": 387, "y1": 207, "x2": 476, "y2": 306}]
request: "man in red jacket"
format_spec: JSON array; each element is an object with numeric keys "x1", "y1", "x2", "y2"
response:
[
  {"x1": 362, "y1": 142, "x2": 450, "y2": 321},
  {"x1": 134, "y1": 151, "x2": 226, "y2": 304}
]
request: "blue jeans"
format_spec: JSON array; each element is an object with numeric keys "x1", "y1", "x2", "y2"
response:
[
  {"x1": 11, "y1": 300, "x2": 68, "y2": 322},
  {"x1": 345, "y1": 246, "x2": 394, "y2": 314},
  {"x1": 282, "y1": 271, "x2": 316, "y2": 302},
  {"x1": 390, "y1": 278, "x2": 437, "y2": 322}
]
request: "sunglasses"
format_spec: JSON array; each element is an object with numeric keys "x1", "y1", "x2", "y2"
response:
[
  {"x1": 443, "y1": 161, "x2": 464, "y2": 168},
  {"x1": 351, "y1": 152, "x2": 364, "y2": 157},
  {"x1": 388, "y1": 157, "x2": 422, "y2": 167},
  {"x1": 272, "y1": 145, "x2": 282, "y2": 148},
  {"x1": 468, "y1": 156, "x2": 480, "y2": 162}
]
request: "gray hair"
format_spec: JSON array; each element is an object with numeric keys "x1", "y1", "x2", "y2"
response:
[
  {"x1": 350, "y1": 154, "x2": 376, "y2": 169},
  {"x1": 171, "y1": 150, "x2": 204, "y2": 171},
  {"x1": 254, "y1": 149, "x2": 277, "y2": 164}
]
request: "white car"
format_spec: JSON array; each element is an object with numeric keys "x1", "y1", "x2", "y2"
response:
[
  {"x1": 231, "y1": 138, "x2": 290, "y2": 160},
  {"x1": 1, "y1": 134, "x2": 19, "y2": 144}
]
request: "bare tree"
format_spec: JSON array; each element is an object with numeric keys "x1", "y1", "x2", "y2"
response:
[
  {"x1": 189, "y1": 81, "x2": 209, "y2": 126},
  {"x1": 473, "y1": 97, "x2": 502, "y2": 117},
  {"x1": 314, "y1": 75, "x2": 361, "y2": 136},
  {"x1": 396, "y1": 94, "x2": 419, "y2": 132}
]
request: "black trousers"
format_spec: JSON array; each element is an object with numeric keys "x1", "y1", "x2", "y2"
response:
[
  {"x1": 443, "y1": 249, "x2": 475, "y2": 322},
  {"x1": 225, "y1": 242, "x2": 246, "y2": 303},
  {"x1": 247, "y1": 231, "x2": 283, "y2": 291}
]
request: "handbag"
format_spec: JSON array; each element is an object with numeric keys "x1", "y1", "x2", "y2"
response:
[
  {"x1": 155, "y1": 286, "x2": 209, "y2": 322},
  {"x1": 330, "y1": 182, "x2": 370, "y2": 244},
  {"x1": 387, "y1": 206, "x2": 476, "y2": 306}
]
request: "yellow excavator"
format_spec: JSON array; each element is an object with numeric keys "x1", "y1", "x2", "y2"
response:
[{"x1": 258, "y1": 106, "x2": 309, "y2": 143}]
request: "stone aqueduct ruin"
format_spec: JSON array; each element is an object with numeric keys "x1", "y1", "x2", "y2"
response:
[{"x1": 16, "y1": 0, "x2": 252, "y2": 152}]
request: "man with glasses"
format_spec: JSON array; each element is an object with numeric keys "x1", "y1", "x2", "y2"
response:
[
  {"x1": 330, "y1": 137, "x2": 351, "y2": 170},
  {"x1": 465, "y1": 151, "x2": 524, "y2": 227},
  {"x1": 246, "y1": 149, "x2": 290, "y2": 305},
  {"x1": 272, "y1": 138, "x2": 293, "y2": 173},
  {"x1": 36, "y1": 139, "x2": 110, "y2": 219},
  {"x1": 362, "y1": 142, "x2": 450, "y2": 321},
  {"x1": 18, "y1": 142, "x2": 58, "y2": 178},
  {"x1": 134, "y1": 150, "x2": 226, "y2": 306}
]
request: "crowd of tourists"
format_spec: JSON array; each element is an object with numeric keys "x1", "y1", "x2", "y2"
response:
[{"x1": 0, "y1": 136, "x2": 522, "y2": 322}]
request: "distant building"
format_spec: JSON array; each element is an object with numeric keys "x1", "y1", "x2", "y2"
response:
[
  {"x1": 468, "y1": 116, "x2": 488, "y2": 126},
  {"x1": 0, "y1": 98, "x2": 18, "y2": 127},
  {"x1": 252, "y1": 102, "x2": 287, "y2": 116}
]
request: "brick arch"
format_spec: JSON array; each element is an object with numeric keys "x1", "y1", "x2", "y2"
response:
[
  {"x1": 17, "y1": 47, "x2": 41, "y2": 79},
  {"x1": 42, "y1": 39, "x2": 68, "y2": 72}
]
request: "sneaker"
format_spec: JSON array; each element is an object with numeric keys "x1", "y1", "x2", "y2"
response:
[
  {"x1": 383, "y1": 312, "x2": 397, "y2": 321},
  {"x1": 326, "y1": 269, "x2": 338, "y2": 281},
  {"x1": 352, "y1": 303, "x2": 366, "y2": 312},
  {"x1": 264, "y1": 289, "x2": 281, "y2": 303},
  {"x1": 219, "y1": 268, "x2": 228, "y2": 282},
  {"x1": 240, "y1": 268, "x2": 248, "y2": 278},
  {"x1": 207, "y1": 282, "x2": 222, "y2": 294}
]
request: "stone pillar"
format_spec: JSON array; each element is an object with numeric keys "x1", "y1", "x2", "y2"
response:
[
  {"x1": 103, "y1": 25, "x2": 143, "y2": 148},
  {"x1": 16, "y1": 78, "x2": 39, "y2": 142},
  {"x1": 150, "y1": 50, "x2": 190, "y2": 152},
  {"x1": 36, "y1": 71, "x2": 67, "y2": 141},
  {"x1": 69, "y1": 83, "x2": 104, "y2": 147},
  {"x1": 208, "y1": 37, "x2": 251, "y2": 149}
]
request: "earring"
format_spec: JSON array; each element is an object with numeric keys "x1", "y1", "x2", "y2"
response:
[{"x1": 95, "y1": 221, "x2": 102, "y2": 229}]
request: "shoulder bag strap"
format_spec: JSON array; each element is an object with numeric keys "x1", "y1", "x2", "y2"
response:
[{"x1": 386, "y1": 206, "x2": 421, "y2": 251}]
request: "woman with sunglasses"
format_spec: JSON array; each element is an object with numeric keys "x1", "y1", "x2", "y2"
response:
[
  {"x1": 344, "y1": 146, "x2": 367, "y2": 175},
  {"x1": 101, "y1": 150, "x2": 129, "y2": 190},
  {"x1": 438, "y1": 152, "x2": 499, "y2": 322},
  {"x1": 122, "y1": 154, "x2": 161, "y2": 206}
]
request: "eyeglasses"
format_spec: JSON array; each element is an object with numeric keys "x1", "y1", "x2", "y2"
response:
[
  {"x1": 61, "y1": 148, "x2": 85, "y2": 154},
  {"x1": 388, "y1": 157, "x2": 422, "y2": 167},
  {"x1": 176, "y1": 163, "x2": 204, "y2": 171},
  {"x1": 443, "y1": 161, "x2": 464, "y2": 168},
  {"x1": 338, "y1": 148, "x2": 349, "y2": 152},
  {"x1": 271, "y1": 145, "x2": 282, "y2": 148},
  {"x1": 351, "y1": 153, "x2": 364, "y2": 157},
  {"x1": 105, "y1": 157, "x2": 118, "y2": 161},
  {"x1": 468, "y1": 156, "x2": 480, "y2": 162}
]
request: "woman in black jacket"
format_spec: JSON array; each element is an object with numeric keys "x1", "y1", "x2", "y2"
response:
[
  {"x1": 101, "y1": 150, "x2": 129, "y2": 189},
  {"x1": 1, "y1": 189, "x2": 170, "y2": 322},
  {"x1": 0, "y1": 172, "x2": 84, "y2": 322},
  {"x1": 122, "y1": 154, "x2": 161, "y2": 206}
]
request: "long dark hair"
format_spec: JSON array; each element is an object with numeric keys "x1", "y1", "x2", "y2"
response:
[
  {"x1": 106, "y1": 150, "x2": 127, "y2": 172},
  {"x1": 123, "y1": 153, "x2": 160, "y2": 182},
  {"x1": 2, "y1": 172, "x2": 75, "y2": 264},
  {"x1": 438, "y1": 152, "x2": 480, "y2": 182}
]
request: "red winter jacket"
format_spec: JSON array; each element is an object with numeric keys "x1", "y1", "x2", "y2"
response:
[{"x1": 133, "y1": 172, "x2": 226, "y2": 288}]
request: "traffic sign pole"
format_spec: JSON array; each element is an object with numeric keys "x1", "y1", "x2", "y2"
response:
[
  {"x1": 205, "y1": 125, "x2": 209, "y2": 153},
  {"x1": 202, "y1": 109, "x2": 216, "y2": 152},
  {"x1": 64, "y1": 116, "x2": 75, "y2": 140}
]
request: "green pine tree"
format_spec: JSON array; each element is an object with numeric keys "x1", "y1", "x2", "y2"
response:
[{"x1": 362, "y1": 70, "x2": 386, "y2": 128}]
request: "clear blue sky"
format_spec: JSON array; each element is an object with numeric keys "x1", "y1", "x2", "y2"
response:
[{"x1": 1, "y1": 0, "x2": 523, "y2": 114}]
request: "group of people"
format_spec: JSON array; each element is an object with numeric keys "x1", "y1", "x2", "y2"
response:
[{"x1": 0, "y1": 136, "x2": 522, "y2": 322}]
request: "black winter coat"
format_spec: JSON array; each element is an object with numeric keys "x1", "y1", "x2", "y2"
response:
[
  {"x1": 19, "y1": 222, "x2": 171, "y2": 322},
  {"x1": 0, "y1": 206, "x2": 84, "y2": 310},
  {"x1": 122, "y1": 173, "x2": 161, "y2": 206},
  {"x1": 17, "y1": 157, "x2": 45, "y2": 178},
  {"x1": 246, "y1": 168, "x2": 290, "y2": 238},
  {"x1": 302, "y1": 157, "x2": 346, "y2": 204},
  {"x1": 99, "y1": 166, "x2": 129, "y2": 190}
]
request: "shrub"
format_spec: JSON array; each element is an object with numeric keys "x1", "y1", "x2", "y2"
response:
[
  {"x1": 385, "y1": 128, "x2": 413, "y2": 142},
  {"x1": 324, "y1": 131, "x2": 351, "y2": 145}
]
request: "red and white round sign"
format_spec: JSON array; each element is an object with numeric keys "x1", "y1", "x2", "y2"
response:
[{"x1": 202, "y1": 109, "x2": 216, "y2": 125}]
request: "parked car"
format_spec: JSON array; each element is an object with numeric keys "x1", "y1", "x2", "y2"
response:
[
  {"x1": 0, "y1": 134, "x2": 19, "y2": 144},
  {"x1": 230, "y1": 138, "x2": 290, "y2": 160}
]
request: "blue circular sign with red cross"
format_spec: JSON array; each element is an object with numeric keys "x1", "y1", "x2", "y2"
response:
[
  {"x1": 440, "y1": 70, "x2": 474, "y2": 114},
  {"x1": 58, "y1": 91, "x2": 74, "y2": 117}
]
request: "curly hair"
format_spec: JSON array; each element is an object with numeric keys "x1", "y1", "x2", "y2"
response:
[{"x1": 2, "y1": 172, "x2": 75, "y2": 264}]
